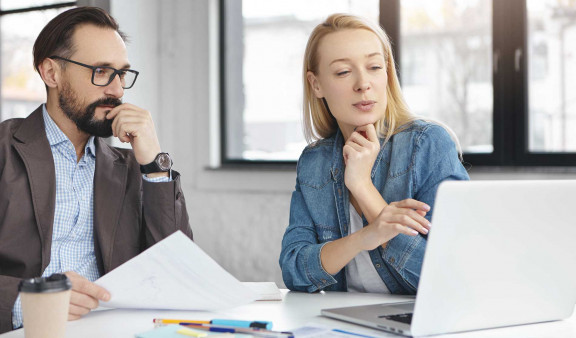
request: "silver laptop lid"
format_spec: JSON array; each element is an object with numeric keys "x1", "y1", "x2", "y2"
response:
[{"x1": 412, "y1": 180, "x2": 576, "y2": 336}]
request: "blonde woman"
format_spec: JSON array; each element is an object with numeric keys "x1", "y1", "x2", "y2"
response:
[{"x1": 279, "y1": 14, "x2": 469, "y2": 294}]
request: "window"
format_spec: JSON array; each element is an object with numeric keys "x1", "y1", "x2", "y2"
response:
[
  {"x1": 221, "y1": 0, "x2": 576, "y2": 166},
  {"x1": 0, "y1": 1, "x2": 76, "y2": 122},
  {"x1": 221, "y1": 0, "x2": 378, "y2": 164}
]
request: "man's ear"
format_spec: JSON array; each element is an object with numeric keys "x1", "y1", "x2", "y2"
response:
[
  {"x1": 307, "y1": 71, "x2": 323, "y2": 98},
  {"x1": 37, "y1": 58, "x2": 60, "y2": 89}
]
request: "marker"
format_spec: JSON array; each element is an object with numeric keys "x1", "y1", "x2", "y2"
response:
[
  {"x1": 181, "y1": 324, "x2": 294, "y2": 338},
  {"x1": 153, "y1": 318, "x2": 272, "y2": 330}
]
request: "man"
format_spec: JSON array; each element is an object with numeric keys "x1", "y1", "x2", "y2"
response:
[{"x1": 0, "y1": 7, "x2": 193, "y2": 332}]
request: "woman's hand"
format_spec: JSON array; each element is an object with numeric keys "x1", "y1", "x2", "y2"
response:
[
  {"x1": 343, "y1": 124, "x2": 380, "y2": 194},
  {"x1": 356, "y1": 199, "x2": 431, "y2": 251}
]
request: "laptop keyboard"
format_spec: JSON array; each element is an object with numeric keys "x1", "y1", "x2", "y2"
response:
[{"x1": 379, "y1": 313, "x2": 413, "y2": 324}]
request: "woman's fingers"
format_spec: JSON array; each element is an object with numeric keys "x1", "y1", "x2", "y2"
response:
[{"x1": 390, "y1": 198, "x2": 430, "y2": 212}]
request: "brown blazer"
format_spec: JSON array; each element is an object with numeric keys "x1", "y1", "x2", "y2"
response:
[{"x1": 0, "y1": 106, "x2": 193, "y2": 332}]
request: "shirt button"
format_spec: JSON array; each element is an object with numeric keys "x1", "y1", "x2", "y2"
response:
[{"x1": 389, "y1": 257, "x2": 395, "y2": 264}]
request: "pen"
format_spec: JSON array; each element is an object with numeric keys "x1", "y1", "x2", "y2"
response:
[
  {"x1": 181, "y1": 323, "x2": 294, "y2": 338},
  {"x1": 153, "y1": 318, "x2": 273, "y2": 329},
  {"x1": 332, "y1": 328, "x2": 378, "y2": 337}
]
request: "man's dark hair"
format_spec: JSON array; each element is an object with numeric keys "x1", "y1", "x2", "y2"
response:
[{"x1": 33, "y1": 6, "x2": 127, "y2": 73}]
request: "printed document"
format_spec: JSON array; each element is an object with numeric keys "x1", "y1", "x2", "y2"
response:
[{"x1": 95, "y1": 231, "x2": 258, "y2": 310}]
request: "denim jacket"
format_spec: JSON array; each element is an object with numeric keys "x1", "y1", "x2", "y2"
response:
[{"x1": 279, "y1": 120, "x2": 469, "y2": 294}]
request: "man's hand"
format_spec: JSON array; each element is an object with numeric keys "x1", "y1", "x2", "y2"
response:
[
  {"x1": 106, "y1": 103, "x2": 162, "y2": 165},
  {"x1": 64, "y1": 271, "x2": 110, "y2": 321}
]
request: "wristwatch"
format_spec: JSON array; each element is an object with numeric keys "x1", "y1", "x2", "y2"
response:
[{"x1": 140, "y1": 152, "x2": 172, "y2": 174}]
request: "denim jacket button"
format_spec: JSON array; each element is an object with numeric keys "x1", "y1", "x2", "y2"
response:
[
  {"x1": 338, "y1": 188, "x2": 342, "y2": 196},
  {"x1": 334, "y1": 168, "x2": 339, "y2": 175},
  {"x1": 321, "y1": 279, "x2": 327, "y2": 284},
  {"x1": 375, "y1": 263, "x2": 381, "y2": 268},
  {"x1": 389, "y1": 257, "x2": 395, "y2": 264}
]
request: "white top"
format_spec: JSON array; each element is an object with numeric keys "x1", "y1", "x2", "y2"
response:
[{"x1": 345, "y1": 203, "x2": 390, "y2": 293}]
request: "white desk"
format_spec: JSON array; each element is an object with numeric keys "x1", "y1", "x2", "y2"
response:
[{"x1": 2, "y1": 290, "x2": 575, "y2": 337}]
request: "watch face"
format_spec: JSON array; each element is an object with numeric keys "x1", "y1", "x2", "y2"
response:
[{"x1": 156, "y1": 153, "x2": 172, "y2": 170}]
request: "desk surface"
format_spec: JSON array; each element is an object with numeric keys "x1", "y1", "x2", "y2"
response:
[{"x1": 2, "y1": 290, "x2": 575, "y2": 337}]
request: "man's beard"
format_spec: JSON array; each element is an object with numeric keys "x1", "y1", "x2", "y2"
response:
[{"x1": 58, "y1": 83, "x2": 122, "y2": 138}]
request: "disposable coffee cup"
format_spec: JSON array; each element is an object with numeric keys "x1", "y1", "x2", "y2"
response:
[{"x1": 18, "y1": 273, "x2": 72, "y2": 338}]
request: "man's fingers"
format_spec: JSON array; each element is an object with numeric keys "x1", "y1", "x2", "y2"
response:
[
  {"x1": 68, "y1": 302, "x2": 92, "y2": 317},
  {"x1": 68, "y1": 314, "x2": 82, "y2": 321},
  {"x1": 76, "y1": 281, "x2": 110, "y2": 302},
  {"x1": 65, "y1": 271, "x2": 110, "y2": 302},
  {"x1": 69, "y1": 290, "x2": 99, "y2": 309}
]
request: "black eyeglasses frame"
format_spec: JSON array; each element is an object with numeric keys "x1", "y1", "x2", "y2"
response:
[{"x1": 49, "y1": 55, "x2": 139, "y2": 89}]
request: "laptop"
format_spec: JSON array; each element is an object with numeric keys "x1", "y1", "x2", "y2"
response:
[{"x1": 322, "y1": 180, "x2": 576, "y2": 336}]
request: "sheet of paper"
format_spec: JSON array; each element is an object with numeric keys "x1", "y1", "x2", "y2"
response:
[
  {"x1": 241, "y1": 282, "x2": 283, "y2": 301},
  {"x1": 291, "y1": 324, "x2": 386, "y2": 338},
  {"x1": 95, "y1": 230, "x2": 258, "y2": 310}
]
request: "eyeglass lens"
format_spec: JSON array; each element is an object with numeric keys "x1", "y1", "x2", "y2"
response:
[{"x1": 93, "y1": 68, "x2": 136, "y2": 88}]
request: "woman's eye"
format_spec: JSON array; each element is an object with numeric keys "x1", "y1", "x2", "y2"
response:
[
  {"x1": 336, "y1": 70, "x2": 350, "y2": 76},
  {"x1": 370, "y1": 66, "x2": 383, "y2": 70}
]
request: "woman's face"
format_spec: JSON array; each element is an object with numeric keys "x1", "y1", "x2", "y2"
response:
[{"x1": 308, "y1": 29, "x2": 388, "y2": 139}]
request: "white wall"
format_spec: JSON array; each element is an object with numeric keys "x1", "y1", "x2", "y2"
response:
[{"x1": 111, "y1": 0, "x2": 576, "y2": 288}]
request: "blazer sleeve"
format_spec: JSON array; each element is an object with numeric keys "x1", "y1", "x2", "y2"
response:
[
  {"x1": 141, "y1": 170, "x2": 193, "y2": 248},
  {"x1": 0, "y1": 276, "x2": 22, "y2": 333}
]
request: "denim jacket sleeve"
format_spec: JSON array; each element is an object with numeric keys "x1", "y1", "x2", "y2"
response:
[
  {"x1": 279, "y1": 181, "x2": 338, "y2": 292},
  {"x1": 381, "y1": 124, "x2": 469, "y2": 293}
]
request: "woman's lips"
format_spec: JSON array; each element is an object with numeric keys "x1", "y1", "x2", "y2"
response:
[{"x1": 353, "y1": 101, "x2": 376, "y2": 112}]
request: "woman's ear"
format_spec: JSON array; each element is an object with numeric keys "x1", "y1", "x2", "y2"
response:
[
  {"x1": 37, "y1": 58, "x2": 60, "y2": 88},
  {"x1": 307, "y1": 71, "x2": 323, "y2": 98}
]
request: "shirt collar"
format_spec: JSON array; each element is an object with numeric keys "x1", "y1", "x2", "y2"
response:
[{"x1": 42, "y1": 104, "x2": 96, "y2": 158}]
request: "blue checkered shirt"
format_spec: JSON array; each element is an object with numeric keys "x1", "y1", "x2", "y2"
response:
[{"x1": 13, "y1": 105, "x2": 169, "y2": 328}]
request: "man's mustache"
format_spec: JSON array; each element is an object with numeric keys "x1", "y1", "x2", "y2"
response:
[{"x1": 88, "y1": 97, "x2": 123, "y2": 111}]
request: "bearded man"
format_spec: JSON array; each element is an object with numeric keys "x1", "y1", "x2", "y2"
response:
[{"x1": 0, "y1": 7, "x2": 193, "y2": 333}]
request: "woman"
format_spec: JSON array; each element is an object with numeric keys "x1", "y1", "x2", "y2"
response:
[{"x1": 279, "y1": 14, "x2": 469, "y2": 295}]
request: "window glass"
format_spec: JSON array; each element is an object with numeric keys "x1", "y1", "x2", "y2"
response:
[
  {"x1": 1, "y1": 7, "x2": 73, "y2": 121},
  {"x1": 0, "y1": 0, "x2": 69, "y2": 11},
  {"x1": 224, "y1": 0, "x2": 379, "y2": 161},
  {"x1": 528, "y1": 0, "x2": 576, "y2": 152},
  {"x1": 400, "y1": 0, "x2": 493, "y2": 153}
]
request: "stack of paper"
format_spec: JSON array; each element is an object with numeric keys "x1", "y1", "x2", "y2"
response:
[
  {"x1": 96, "y1": 231, "x2": 258, "y2": 310},
  {"x1": 242, "y1": 282, "x2": 283, "y2": 301}
]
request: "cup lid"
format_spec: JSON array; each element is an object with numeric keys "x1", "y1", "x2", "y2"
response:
[{"x1": 19, "y1": 273, "x2": 72, "y2": 293}]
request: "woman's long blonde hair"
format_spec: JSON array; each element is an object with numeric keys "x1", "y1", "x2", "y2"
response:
[
  {"x1": 303, "y1": 14, "x2": 462, "y2": 156},
  {"x1": 303, "y1": 13, "x2": 415, "y2": 144}
]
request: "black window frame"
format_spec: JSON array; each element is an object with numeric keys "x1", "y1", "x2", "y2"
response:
[{"x1": 220, "y1": 0, "x2": 576, "y2": 167}]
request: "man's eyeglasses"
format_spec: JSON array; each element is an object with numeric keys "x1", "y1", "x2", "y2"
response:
[{"x1": 49, "y1": 56, "x2": 139, "y2": 89}]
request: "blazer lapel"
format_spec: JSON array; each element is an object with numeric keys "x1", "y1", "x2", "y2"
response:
[
  {"x1": 12, "y1": 106, "x2": 56, "y2": 270},
  {"x1": 93, "y1": 138, "x2": 127, "y2": 274}
]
